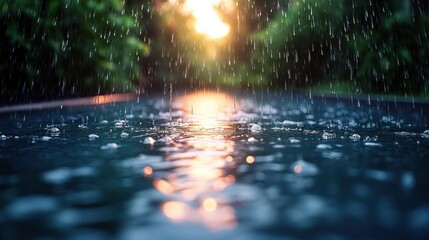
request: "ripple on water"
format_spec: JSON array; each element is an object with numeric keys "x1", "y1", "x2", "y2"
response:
[
  {"x1": 254, "y1": 153, "x2": 282, "y2": 163},
  {"x1": 401, "y1": 172, "x2": 415, "y2": 190},
  {"x1": 272, "y1": 144, "x2": 285, "y2": 149},
  {"x1": 6, "y1": 195, "x2": 59, "y2": 220},
  {"x1": 43, "y1": 168, "x2": 72, "y2": 184},
  {"x1": 366, "y1": 170, "x2": 391, "y2": 182},
  {"x1": 316, "y1": 144, "x2": 332, "y2": 150},
  {"x1": 41, "y1": 136, "x2": 52, "y2": 141},
  {"x1": 43, "y1": 167, "x2": 96, "y2": 185},
  {"x1": 291, "y1": 159, "x2": 319, "y2": 176},
  {"x1": 376, "y1": 198, "x2": 399, "y2": 228},
  {"x1": 322, "y1": 151, "x2": 343, "y2": 160},
  {"x1": 126, "y1": 189, "x2": 163, "y2": 218},
  {"x1": 53, "y1": 206, "x2": 117, "y2": 228},
  {"x1": 394, "y1": 131, "x2": 417, "y2": 137},
  {"x1": 284, "y1": 195, "x2": 331, "y2": 229},
  {"x1": 64, "y1": 190, "x2": 103, "y2": 206},
  {"x1": 121, "y1": 155, "x2": 163, "y2": 170},
  {"x1": 364, "y1": 142, "x2": 382, "y2": 147},
  {"x1": 257, "y1": 163, "x2": 285, "y2": 172},
  {"x1": 63, "y1": 229, "x2": 110, "y2": 240},
  {"x1": 409, "y1": 206, "x2": 429, "y2": 232},
  {"x1": 101, "y1": 143, "x2": 119, "y2": 150},
  {"x1": 282, "y1": 120, "x2": 304, "y2": 127}
]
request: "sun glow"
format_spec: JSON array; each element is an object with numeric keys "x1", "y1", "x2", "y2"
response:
[
  {"x1": 172, "y1": 0, "x2": 233, "y2": 39},
  {"x1": 181, "y1": 91, "x2": 234, "y2": 119}
]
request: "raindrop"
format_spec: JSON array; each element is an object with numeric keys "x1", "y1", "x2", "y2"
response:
[
  {"x1": 321, "y1": 132, "x2": 336, "y2": 140},
  {"x1": 143, "y1": 137, "x2": 156, "y2": 145},
  {"x1": 350, "y1": 134, "x2": 361, "y2": 141},
  {"x1": 41, "y1": 136, "x2": 52, "y2": 141},
  {"x1": 88, "y1": 134, "x2": 99, "y2": 140},
  {"x1": 250, "y1": 124, "x2": 262, "y2": 132},
  {"x1": 248, "y1": 137, "x2": 257, "y2": 143},
  {"x1": 49, "y1": 127, "x2": 60, "y2": 134},
  {"x1": 101, "y1": 143, "x2": 119, "y2": 150}
]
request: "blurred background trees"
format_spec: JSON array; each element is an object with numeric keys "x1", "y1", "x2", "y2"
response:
[
  {"x1": 0, "y1": 0, "x2": 428, "y2": 103},
  {"x1": 0, "y1": 0, "x2": 148, "y2": 103},
  {"x1": 146, "y1": 0, "x2": 428, "y2": 96},
  {"x1": 243, "y1": 0, "x2": 429, "y2": 95}
]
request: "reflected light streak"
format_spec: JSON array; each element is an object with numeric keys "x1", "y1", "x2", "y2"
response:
[
  {"x1": 182, "y1": 91, "x2": 234, "y2": 119},
  {"x1": 153, "y1": 91, "x2": 239, "y2": 231},
  {"x1": 154, "y1": 179, "x2": 175, "y2": 194},
  {"x1": 0, "y1": 93, "x2": 136, "y2": 113},
  {"x1": 189, "y1": 166, "x2": 223, "y2": 180}
]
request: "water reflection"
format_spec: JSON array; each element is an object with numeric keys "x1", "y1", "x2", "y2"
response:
[
  {"x1": 0, "y1": 93, "x2": 136, "y2": 113},
  {"x1": 152, "y1": 91, "x2": 238, "y2": 231}
]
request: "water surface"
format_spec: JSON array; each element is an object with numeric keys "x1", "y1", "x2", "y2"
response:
[{"x1": 1, "y1": 91, "x2": 429, "y2": 240}]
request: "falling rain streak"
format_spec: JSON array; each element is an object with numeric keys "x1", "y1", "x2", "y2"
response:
[{"x1": 1, "y1": 1, "x2": 429, "y2": 240}]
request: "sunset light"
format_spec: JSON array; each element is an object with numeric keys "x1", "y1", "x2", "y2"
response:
[
  {"x1": 172, "y1": 0, "x2": 233, "y2": 39},
  {"x1": 152, "y1": 91, "x2": 238, "y2": 230}
]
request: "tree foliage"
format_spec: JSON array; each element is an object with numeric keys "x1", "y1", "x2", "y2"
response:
[
  {"x1": 250, "y1": 0, "x2": 429, "y2": 95},
  {"x1": 1, "y1": 0, "x2": 427, "y2": 100},
  {"x1": 0, "y1": 0, "x2": 148, "y2": 103}
]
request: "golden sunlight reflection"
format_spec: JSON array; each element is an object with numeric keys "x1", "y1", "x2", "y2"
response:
[
  {"x1": 182, "y1": 90, "x2": 235, "y2": 120},
  {"x1": 151, "y1": 91, "x2": 239, "y2": 231},
  {"x1": 213, "y1": 175, "x2": 235, "y2": 191},
  {"x1": 246, "y1": 156, "x2": 255, "y2": 164},
  {"x1": 294, "y1": 165, "x2": 303, "y2": 174},
  {"x1": 202, "y1": 198, "x2": 218, "y2": 212},
  {"x1": 143, "y1": 166, "x2": 153, "y2": 177},
  {"x1": 169, "y1": 0, "x2": 233, "y2": 39},
  {"x1": 162, "y1": 201, "x2": 189, "y2": 221},
  {"x1": 154, "y1": 179, "x2": 175, "y2": 195},
  {"x1": 161, "y1": 200, "x2": 236, "y2": 231}
]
